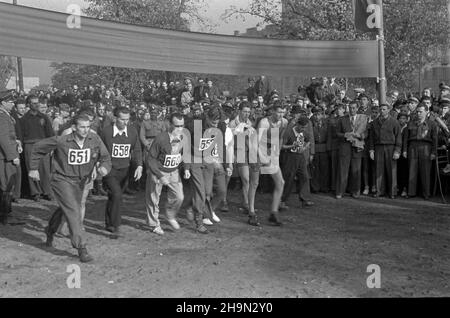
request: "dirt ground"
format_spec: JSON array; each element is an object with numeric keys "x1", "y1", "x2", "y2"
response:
[{"x1": 1, "y1": 185, "x2": 449, "y2": 298}]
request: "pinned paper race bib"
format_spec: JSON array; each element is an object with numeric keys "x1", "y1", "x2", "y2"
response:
[
  {"x1": 112, "y1": 144, "x2": 131, "y2": 158},
  {"x1": 68, "y1": 149, "x2": 91, "y2": 165},
  {"x1": 163, "y1": 154, "x2": 181, "y2": 168},
  {"x1": 199, "y1": 138, "x2": 215, "y2": 151},
  {"x1": 211, "y1": 144, "x2": 219, "y2": 158}
]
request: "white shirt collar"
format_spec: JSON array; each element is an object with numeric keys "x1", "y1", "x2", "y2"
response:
[{"x1": 113, "y1": 124, "x2": 128, "y2": 137}]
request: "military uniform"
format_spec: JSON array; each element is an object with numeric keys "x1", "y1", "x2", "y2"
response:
[
  {"x1": 403, "y1": 118, "x2": 438, "y2": 198},
  {"x1": 0, "y1": 93, "x2": 20, "y2": 224}
]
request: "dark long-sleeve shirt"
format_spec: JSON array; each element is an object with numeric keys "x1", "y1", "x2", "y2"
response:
[
  {"x1": 100, "y1": 125, "x2": 142, "y2": 170},
  {"x1": 30, "y1": 132, "x2": 111, "y2": 179},
  {"x1": 312, "y1": 119, "x2": 328, "y2": 153},
  {"x1": 20, "y1": 111, "x2": 54, "y2": 144},
  {"x1": 402, "y1": 119, "x2": 438, "y2": 156},
  {"x1": 368, "y1": 116, "x2": 402, "y2": 154},
  {"x1": 147, "y1": 132, "x2": 184, "y2": 179}
]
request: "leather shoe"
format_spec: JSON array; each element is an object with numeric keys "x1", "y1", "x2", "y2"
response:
[
  {"x1": 93, "y1": 188, "x2": 108, "y2": 196},
  {"x1": 268, "y1": 213, "x2": 282, "y2": 226},
  {"x1": 196, "y1": 224, "x2": 209, "y2": 234},
  {"x1": 78, "y1": 247, "x2": 94, "y2": 263},
  {"x1": 105, "y1": 226, "x2": 115, "y2": 233},
  {"x1": 279, "y1": 202, "x2": 289, "y2": 211},
  {"x1": 124, "y1": 188, "x2": 137, "y2": 195},
  {"x1": 44, "y1": 226, "x2": 54, "y2": 247},
  {"x1": 248, "y1": 215, "x2": 260, "y2": 227},
  {"x1": 221, "y1": 202, "x2": 229, "y2": 212},
  {"x1": 42, "y1": 194, "x2": 52, "y2": 201},
  {"x1": 302, "y1": 201, "x2": 314, "y2": 208},
  {"x1": 110, "y1": 228, "x2": 122, "y2": 239}
]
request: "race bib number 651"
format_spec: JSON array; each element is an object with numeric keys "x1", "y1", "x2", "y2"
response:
[
  {"x1": 68, "y1": 149, "x2": 91, "y2": 165},
  {"x1": 112, "y1": 144, "x2": 131, "y2": 158}
]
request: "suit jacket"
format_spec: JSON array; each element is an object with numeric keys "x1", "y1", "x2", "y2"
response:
[{"x1": 337, "y1": 115, "x2": 368, "y2": 158}]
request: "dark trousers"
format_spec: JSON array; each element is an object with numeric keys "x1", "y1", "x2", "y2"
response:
[
  {"x1": 281, "y1": 152, "x2": 311, "y2": 202},
  {"x1": 408, "y1": 142, "x2": 432, "y2": 198},
  {"x1": 47, "y1": 174, "x2": 84, "y2": 249},
  {"x1": 328, "y1": 149, "x2": 339, "y2": 192},
  {"x1": 210, "y1": 163, "x2": 227, "y2": 213},
  {"x1": 311, "y1": 151, "x2": 330, "y2": 193},
  {"x1": 103, "y1": 167, "x2": 129, "y2": 229},
  {"x1": 0, "y1": 160, "x2": 16, "y2": 223},
  {"x1": 397, "y1": 157, "x2": 408, "y2": 193},
  {"x1": 336, "y1": 145, "x2": 362, "y2": 196},
  {"x1": 361, "y1": 152, "x2": 376, "y2": 191},
  {"x1": 374, "y1": 145, "x2": 397, "y2": 196},
  {"x1": 189, "y1": 163, "x2": 214, "y2": 223},
  {"x1": 24, "y1": 143, "x2": 52, "y2": 197},
  {"x1": 13, "y1": 162, "x2": 22, "y2": 200}
]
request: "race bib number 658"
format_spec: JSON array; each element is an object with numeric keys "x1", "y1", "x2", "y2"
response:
[
  {"x1": 68, "y1": 149, "x2": 91, "y2": 165},
  {"x1": 112, "y1": 144, "x2": 131, "y2": 158}
]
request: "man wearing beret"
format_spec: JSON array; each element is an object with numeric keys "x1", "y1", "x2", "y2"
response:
[
  {"x1": 0, "y1": 91, "x2": 20, "y2": 224},
  {"x1": 406, "y1": 97, "x2": 420, "y2": 120}
]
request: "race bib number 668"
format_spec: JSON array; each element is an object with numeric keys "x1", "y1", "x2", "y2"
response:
[
  {"x1": 68, "y1": 149, "x2": 91, "y2": 165},
  {"x1": 163, "y1": 154, "x2": 181, "y2": 168}
]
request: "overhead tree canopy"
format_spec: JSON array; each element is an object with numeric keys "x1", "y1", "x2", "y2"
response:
[
  {"x1": 0, "y1": 56, "x2": 15, "y2": 91},
  {"x1": 223, "y1": 0, "x2": 449, "y2": 92},
  {"x1": 51, "y1": 0, "x2": 234, "y2": 96}
]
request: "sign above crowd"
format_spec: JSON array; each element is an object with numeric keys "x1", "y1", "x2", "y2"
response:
[
  {"x1": 0, "y1": 2, "x2": 378, "y2": 78},
  {"x1": 353, "y1": 0, "x2": 383, "y2": 33}
]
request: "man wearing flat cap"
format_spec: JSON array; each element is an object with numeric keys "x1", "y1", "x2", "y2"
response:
[
  {"x1": 407, "y1": 96, "x2": 420, "y2": 120},
  {"x1": 0, "y1": 91, "x2": 20, "y2": 224},
  {"x1": 353, "y1": 88, "x2": 365, "y2": 99}
]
